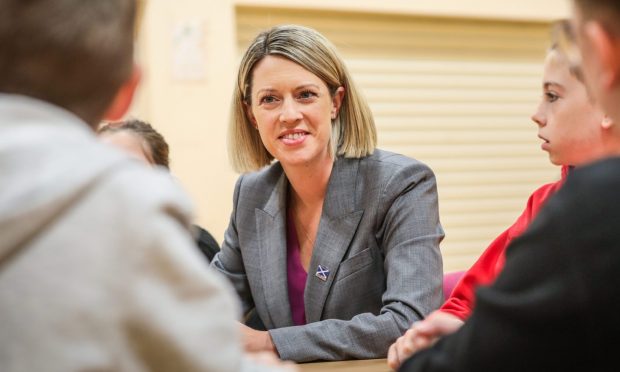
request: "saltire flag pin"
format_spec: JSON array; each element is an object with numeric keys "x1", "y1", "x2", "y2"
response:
[{"x1": 315, "y1": 265, "x2": 330, "y2": 281}]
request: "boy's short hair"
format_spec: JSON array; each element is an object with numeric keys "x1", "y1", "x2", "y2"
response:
[{"x1": 0, "y1": 0, "x2": 136, "y2": 125}]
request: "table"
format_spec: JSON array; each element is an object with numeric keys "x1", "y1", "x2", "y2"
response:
[{"x1": 299, "y1": 358, "x2": 390, "y2": 372}]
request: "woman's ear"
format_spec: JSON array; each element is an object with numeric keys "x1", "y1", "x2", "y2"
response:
[
  {"x1": 104, "y1": 65, "x2": 141, "y2": 121},
  {"x1": 244, "y1": 101, "x2": 258, "y2": 129},
  {"x1": 331, "y1": 86, "x2": 345, "y2": 119}
]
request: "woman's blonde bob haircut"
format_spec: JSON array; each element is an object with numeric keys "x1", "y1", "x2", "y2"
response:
[{"x1": 229, "y1": 24, "x2": 377, "y2": 173}]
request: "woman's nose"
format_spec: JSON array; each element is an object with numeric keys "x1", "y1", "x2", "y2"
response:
[{"x1": 279, "y1": 99, "x2": 302, "y2": 124}]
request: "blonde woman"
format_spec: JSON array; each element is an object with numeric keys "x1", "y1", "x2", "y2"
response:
[{"x1": 211, "y1": 24, "x2": 444, "y2": 362}]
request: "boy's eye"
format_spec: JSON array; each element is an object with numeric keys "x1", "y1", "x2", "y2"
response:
[{"x1": 545, "y1": 92, "x2": 559, "y2": 102}]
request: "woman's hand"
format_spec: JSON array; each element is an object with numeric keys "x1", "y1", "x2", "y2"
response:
[
  {"x1": 240, "y1": 323, "x2": 277, "y2": 353},
  {"x1": 387, "y1": 311, "x2": 464, "y2": 370}
]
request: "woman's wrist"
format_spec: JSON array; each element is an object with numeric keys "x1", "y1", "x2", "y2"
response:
[{"x1": 265, "y1": 331, "x2": 278, "y2": 355}]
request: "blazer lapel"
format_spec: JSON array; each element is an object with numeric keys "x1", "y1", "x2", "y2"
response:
[
  {"x1": 256, "y1": 171, "x2": 294, "y2": 328},
  {"x1": 304, "y1": 157, "x2": 364, "y2": 323}
]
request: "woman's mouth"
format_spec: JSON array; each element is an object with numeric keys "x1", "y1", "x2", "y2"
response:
[{"x1": 279, "y1": 131, "x2": 308, "y2": 145}]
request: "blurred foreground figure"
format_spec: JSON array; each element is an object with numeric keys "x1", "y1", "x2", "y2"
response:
[{"x1": 0, "y1": 1, "x2": 294, "y2": 371}]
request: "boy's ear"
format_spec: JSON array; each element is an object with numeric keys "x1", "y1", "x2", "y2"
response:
[
  {"x1": 103, "y1": 65, "x2": 141, "y2": 121},
  {"x1": 602, "y1": 115, "x2": 615, "y2": 129}
]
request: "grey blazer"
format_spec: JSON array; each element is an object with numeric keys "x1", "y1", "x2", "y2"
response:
[{"x1": 211, "y1": 149, "x2": 444, "y2": 362}]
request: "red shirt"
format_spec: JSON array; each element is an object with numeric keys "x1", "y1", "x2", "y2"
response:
[{"x1": 440, "y1": 166, "x2": 569, "y2": 320}]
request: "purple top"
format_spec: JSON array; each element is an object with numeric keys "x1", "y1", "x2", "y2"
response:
[{"x1": 286, "y1": 209, "x2": 308, "y2": 326}]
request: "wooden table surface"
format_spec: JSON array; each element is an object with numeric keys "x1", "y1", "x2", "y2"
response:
[{"x1": 299, "y1": 358, "x2": 391, "y2": 372}]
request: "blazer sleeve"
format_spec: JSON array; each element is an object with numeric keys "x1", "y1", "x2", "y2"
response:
[
  {"x1": 269, "y1": 161, "x2": 444, "y2": 361},
  {"x1": 210, "y1": 175, "x2": 255, "y2": 315}
]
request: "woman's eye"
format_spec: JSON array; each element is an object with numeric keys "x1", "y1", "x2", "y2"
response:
[
  {"x1": 298, "y1": 90, "x2": 317, "y2": 100},
  {"x1": 259, "y1": 95, "x2": 278, "y2": 105},
  {"x1": 545, "y1": 92, "x2": 559, "y2": 102}
]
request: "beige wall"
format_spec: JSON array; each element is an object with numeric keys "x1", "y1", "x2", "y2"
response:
[
  {"x1": 132, "y1": 0, "x2": 570, "y2": 268},
  {"x1": 133, "y1": 0, "x2": 238, "y2": 242},
  {"x1": 234, "y1": 0, "x2": 570, "y2": 21}
]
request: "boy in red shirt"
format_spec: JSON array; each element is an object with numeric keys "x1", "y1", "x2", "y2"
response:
[{"x1": 388, "y1": 19, "x2": 620, "y2": 369}]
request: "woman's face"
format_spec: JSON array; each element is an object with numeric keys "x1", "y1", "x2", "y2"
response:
[
  {"x1": 246, "y1": 55, "x2": 344, "y2": 169},
  {"x1": 531, "y1": 52, "x2": 607, "y2": 166},
  {"x1": 100, "y1": 131, "x2": 153, "y2": 166}
]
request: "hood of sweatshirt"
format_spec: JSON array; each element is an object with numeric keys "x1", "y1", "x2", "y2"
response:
[{"x1": 0, "y1": 94, "x2": 129, "y2": 262}]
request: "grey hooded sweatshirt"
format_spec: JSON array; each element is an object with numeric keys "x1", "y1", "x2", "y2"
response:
[{"x1": 0, "y1": 94, "x2": 281, "y2": 372}]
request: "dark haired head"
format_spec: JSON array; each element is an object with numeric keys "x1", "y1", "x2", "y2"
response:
[
  {"x1": 98, "y1": 119, "x2": 170, "y2": 169},
  {"x1": 0, "y1": 0, "x2": 136, "y2": 126}
]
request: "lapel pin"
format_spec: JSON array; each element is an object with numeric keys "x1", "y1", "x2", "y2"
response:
[{"x1": 315, "y1": 265, "x2": 330, "y2": 281}]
